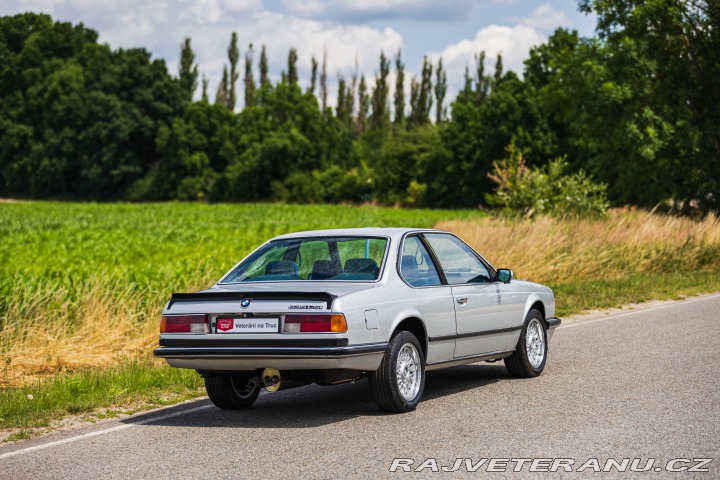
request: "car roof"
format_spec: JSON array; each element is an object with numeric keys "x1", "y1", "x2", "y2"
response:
[{"x1": 273, "y1": 227, "x2": 445, "y2": 241}]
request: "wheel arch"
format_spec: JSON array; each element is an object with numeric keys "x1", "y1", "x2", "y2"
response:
[
  {"x1": 522, "y1": 294, "x2": 546, "y2": 324},
  {"x1": 391, "y1": 316, "x2": 428, "y2": 361},
  {"x1": 530, "y1": 300, "x2": 545, "y2": 319}
]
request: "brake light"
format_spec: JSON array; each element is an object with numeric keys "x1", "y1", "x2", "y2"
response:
[
  {"x1": 283, "y1": 314, "x2": 347, "y2": 333},
  {"x1": 160, "y1": 314, "x2": 209, "y2": 333}
]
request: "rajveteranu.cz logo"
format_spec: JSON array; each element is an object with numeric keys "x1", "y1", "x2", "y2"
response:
[{"x1": 217, "y1": 318, "x2": 234, "y2": 331}]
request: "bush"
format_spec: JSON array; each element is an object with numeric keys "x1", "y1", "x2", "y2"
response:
[
  {"x1": 486, "y1": 145, "x2": 609, "y2": 219},
  {"x1": 271, "y1": 165, "x2": 374, "y2": 204}
]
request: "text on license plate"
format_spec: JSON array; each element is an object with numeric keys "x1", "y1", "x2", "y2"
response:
[{"x1": 216, "y1": 317, "x2": 279, "y2": 333}]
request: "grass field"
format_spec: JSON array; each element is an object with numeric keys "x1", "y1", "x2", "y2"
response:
[
  {"x1": 1, "y1": 202, "x2": 720, "y2": 434},
  {"x1": 0, "y1": 202, "x2": 485, "y2": 388}
]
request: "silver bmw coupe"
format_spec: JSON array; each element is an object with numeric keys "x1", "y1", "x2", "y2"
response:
[{"x1": 155, "y1": 228, "x2": 560, "y2": 412}]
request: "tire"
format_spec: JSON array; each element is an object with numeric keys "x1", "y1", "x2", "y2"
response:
[
  {"x1": 369, "y1": 331, "x2": 426, "y2": 413},
  {"x1": 204, "y1": 374, "x2": 261, "y2": 410},
  {"x1": 504, "y1": 308, "x2": 548, "y2": 378}
]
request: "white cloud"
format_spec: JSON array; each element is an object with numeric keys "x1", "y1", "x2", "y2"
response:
[
  {"x1": 223, "y1": 0, "x2": 263, "y2": 13},
  {"x1": 0, "y1": 0, "x2": 64, "y2": 16},
  {"x1": 283, "y1": 0, "x2": 324, "y2": 17},
  {"x1": 430, "y1": 24, "x2": 544, "y2": 79},
  {"x1": 422, "y1": 3, "x2": 570, "y2": 105},
  {"x1": 282, "y1": 0, "x2": 481, "y2": 22},
  {"x1": 426, "y1": 22, "x2": 546, "y2": 107},
  {"x1": 517, "y1": 3, "x2": 568, "y2": 31},
  {"x1": 180, "y1": 12, "x2": 403, "y2": 106}
]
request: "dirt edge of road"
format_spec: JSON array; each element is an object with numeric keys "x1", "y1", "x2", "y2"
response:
[{"x1": 560, "y1": 291, "x2": 720, "y2": 324}]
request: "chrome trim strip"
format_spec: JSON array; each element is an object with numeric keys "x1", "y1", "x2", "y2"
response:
[
  {"x1": 153, "y1": 342, "x2": 389, "y2": 358},
  {"x1": 425, "y1": 349, "x2": 515, "y2": 370},
  {"x1": 428, "y1": 325, "x2": 522, "y2": 342}
]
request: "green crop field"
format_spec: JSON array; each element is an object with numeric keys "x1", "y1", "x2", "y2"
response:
[
  {"x1": 0, "y1": 202, "x2": 485, "y2": 385},
  {"x1": 1, "y1": 201, "x2": 719, "y2": 436}
]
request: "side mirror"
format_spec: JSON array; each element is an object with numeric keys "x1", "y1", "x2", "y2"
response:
[{"x1": 496, "y1": 268, "x2": 513, "y2": 283}]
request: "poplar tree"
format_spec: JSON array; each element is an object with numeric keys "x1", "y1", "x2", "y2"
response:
[
  {"x1": 419, "y1": 56, "x2": 433, "y2": 121},
  {"x1": 409, "y1": 76, "x2": 419, "y2": 124},
  {"x1": 494, "y1": 52, "x2": 504, "y2": 84},
  {"x1": 347, "y1": 64, "x2": 357, "y2": 126},
  {"x1": 394, "y1": 49, "x2": 405, "y2": 125},
  {"x1": 320, "y1": 50, "x2": 328, "y2": 111},
  {"x1": 475, "y1": 51, "x2": 489, "y2": 103},
  {"x1": 409, "y1": 57, "x2": 433, "y2": 125},
  {"x1": 434, "y1": 58, "x2": 447, "y2": 123},
  {"x1": 336, "y1": 76, "x2": 348, "y2": 124},
  {"x1": 259, "y1": 45, "x2": 269, "y2": 86},
  {"x1": 179, "y1": 37, "x2": 198, "y2": 102},
  {"x1": 287, "y1": 48, "x2": 298, "y2": 86},
  {"x1": 244, "y1": 44, "x2": 255, "y2": 107},
  {"x1": 215, "y1": 65, "x2": 228, "y2": 106},
  {"x1": 356, "y1": 74, "x2": 369, "y2": 134},
  {"x1": 201, "y1": 74, "x2": 209, "y2": 103},
  {"x1": 309, "y1": 56, "x2": 318, "y2": 95},
  {"x1": 370, "y1": 51, "x2": 390, "y2": 130},
  {"x1": 462, "y1": 66, "x2": 472, "y2": 96},
  {"x1": 227, "y1": 32, "x2": 240, "y2": 110}
]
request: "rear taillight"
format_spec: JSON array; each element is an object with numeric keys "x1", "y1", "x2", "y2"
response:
[
  {"x1": 160, "y1": 314, "x2": 209, "y2": 333},
  {"x1": 283, "y1": 314, "x2": 347, "y2": 333}
]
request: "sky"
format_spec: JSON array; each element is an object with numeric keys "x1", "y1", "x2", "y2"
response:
[{"x1": 1, "y1": 0, "x2": 597, "y2": 107}]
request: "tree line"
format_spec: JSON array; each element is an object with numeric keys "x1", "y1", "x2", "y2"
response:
[{"x1": 1, "y1": 1, "x2": 718, "y2": 213}]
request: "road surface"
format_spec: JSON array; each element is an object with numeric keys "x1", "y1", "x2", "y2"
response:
[{"x1": 1, "y1": 294, "x2": 719, "y2": 478}]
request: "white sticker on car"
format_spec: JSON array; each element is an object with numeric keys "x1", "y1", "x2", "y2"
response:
[{"x1": 216, "y1": 317, "x2": 279, "y2": 333}]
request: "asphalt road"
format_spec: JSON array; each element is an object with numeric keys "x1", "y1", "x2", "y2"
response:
[{"x1": 1, "y1": 294, "x2": 719, "y2": 479}]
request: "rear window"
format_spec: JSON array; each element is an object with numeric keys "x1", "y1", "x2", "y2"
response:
[{"x1": 220, "y1": 237, "x2": 388, "y2": 283}]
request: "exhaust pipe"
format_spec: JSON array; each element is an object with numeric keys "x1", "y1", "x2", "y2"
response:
[
  {"x1": 261, "y1": 368, "x2": 282, "y2": 392},
  {"x1": 252, "y1": 368, "x2": 309, "y2": 392}
]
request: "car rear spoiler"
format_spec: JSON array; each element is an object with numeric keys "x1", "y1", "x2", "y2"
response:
[{"x1": 167, "y1": 291, "x2": 337, "y2": 309}]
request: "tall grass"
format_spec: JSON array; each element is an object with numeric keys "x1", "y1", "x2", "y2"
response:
[
  {"x1": 437, "y1": 208, "x2": 720, "y2": 283},
  {"x1": 0, "y1": 202, "x2": 484, "y2": 387},
  {"x1": 0, "y1": 359, "x2": 204, "y2": 431},
  {"x1": 437, "y1": 208, "x2": 720, "y2": 314}
]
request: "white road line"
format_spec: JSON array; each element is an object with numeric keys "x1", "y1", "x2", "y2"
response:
[
  {"x1": 0, "y1": 404, "x2": 213, "y2": 460},
  {"x1": 559, "y1": 293, "x2": 720, "y2": 330}
]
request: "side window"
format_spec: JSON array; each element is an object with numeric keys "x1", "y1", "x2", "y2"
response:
[
  {"x1": 400, "y1": 236, "x2": 442, "y2": 287},
  {"x1": 424, "y1": 234, "x2": 491, "y2": 285}
]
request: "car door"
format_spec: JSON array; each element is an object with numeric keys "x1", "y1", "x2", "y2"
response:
[
  {"x1": 398, "y1": 235, "x2": 457, "y2": 364},
  {"x1": 423, "y1": 233, "x2": 513, "y2": 358}
]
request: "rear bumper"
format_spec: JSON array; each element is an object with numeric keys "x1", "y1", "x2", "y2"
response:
[{"x1": 153, "y1": 342, "x2": 388, "y2": 372}]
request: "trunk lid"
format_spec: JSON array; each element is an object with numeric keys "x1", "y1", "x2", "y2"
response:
[{"x1": 162, "y1": 282, "x2": 376, "y2": 317}]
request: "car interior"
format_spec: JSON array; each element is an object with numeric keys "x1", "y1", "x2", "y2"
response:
[{"x1": 251, "y1": 257, "x2": 380, "y2": 281}]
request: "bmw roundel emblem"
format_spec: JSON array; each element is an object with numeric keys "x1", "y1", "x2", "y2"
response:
[{"x1": 240, "y1": 298, "x2": 252, "y2": 308}]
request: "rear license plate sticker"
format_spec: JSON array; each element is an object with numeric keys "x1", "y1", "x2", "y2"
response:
[{"x1": 216, "y1": 317, "x2": 279, "y2": 333}]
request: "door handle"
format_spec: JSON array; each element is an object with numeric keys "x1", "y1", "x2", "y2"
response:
[{"x1": 456, "y1": 297, "x2": 468, "y2": 305}]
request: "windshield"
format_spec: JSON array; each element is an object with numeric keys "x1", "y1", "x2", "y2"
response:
[{"x1": 220, "y1": 236, "x2": 389, "y2": 283}]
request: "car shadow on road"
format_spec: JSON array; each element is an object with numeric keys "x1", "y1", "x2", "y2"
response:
[
  {"x1": 132, "y1": 363, "x2": 507, "y2": 429},
  {"x1": 424, "y1": 363, "x2": 506, "y2": 401}
]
